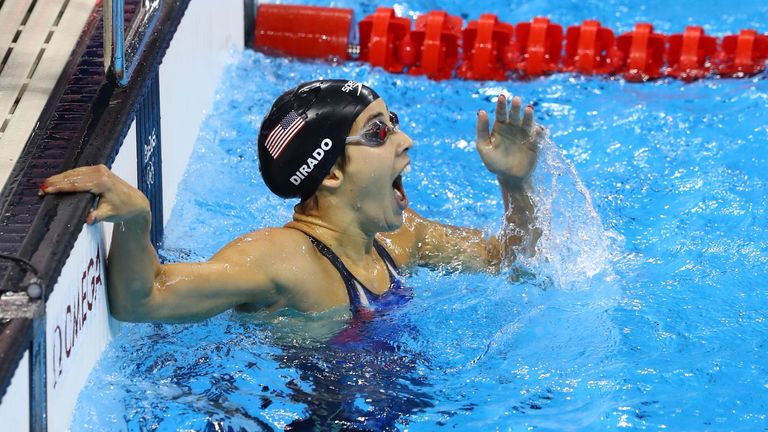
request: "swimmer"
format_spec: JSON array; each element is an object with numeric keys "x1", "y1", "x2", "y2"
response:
[{"x1": 41, "y1": 80, "x2": 543, "y2": 323}]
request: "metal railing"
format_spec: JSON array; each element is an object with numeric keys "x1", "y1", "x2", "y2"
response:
[{"x1": 104, "y1": 0, "x2": 162, "y2": 87}]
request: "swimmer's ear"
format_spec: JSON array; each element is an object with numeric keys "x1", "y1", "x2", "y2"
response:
[{"x1": 320, "y1": 165, "x2": 343, "y2": 190}]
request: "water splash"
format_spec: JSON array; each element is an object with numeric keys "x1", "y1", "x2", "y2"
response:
[{"x1": 516, "y1": 131, "x2": 622, "y2": 291}]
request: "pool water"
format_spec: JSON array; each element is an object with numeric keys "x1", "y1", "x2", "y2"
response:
[{"x1": 72, "y1": 0, "x2": 768, "y2": 430}]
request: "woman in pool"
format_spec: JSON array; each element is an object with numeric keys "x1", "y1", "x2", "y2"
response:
[{"x1": 41, "y1": 79, "x2": 542, "y2": 323}]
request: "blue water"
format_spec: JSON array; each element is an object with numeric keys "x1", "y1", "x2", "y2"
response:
[{"x1": 72, "y1": 1, "x2": 768, "y2": 430}]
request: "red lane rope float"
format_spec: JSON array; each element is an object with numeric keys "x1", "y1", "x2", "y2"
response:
[
  {"x1": 563, "y1": 20, "x2": 620, "y2": 75},
  {"x1": 253, "y1": 4, "x2": 353, "y2": 61},
  {"x1": 616, "y1": 23, "x2": 667, "y2": 82},
  {"x1": 666, "y1": 26, "x2": 718, "y2": 81},
  {"x1": 407, "y1": 11, "x2": 463, "y2": 80},
  {"x1": 718, "y1": 29, "x2": 768, "y2": 77},
  {"x1": 358, "y1": 7, "x2": 413, "y2": 73},
  {"x1": 251, "y1": 4, "x2": 768, "y2": 83},
  {"x1": 458, "y1": 13, "x2": 515, "y2": 81},
  {"x1": 515, "y1": 17, "x2": 563, "y2": 76}
]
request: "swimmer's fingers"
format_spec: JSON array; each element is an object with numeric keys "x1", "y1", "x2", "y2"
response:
[
  {"x1": 85, "y1": 201, "x2": 125, "y2": 225},
  {"x1": 508, "y1": 96, "x2": 522, "y2": 126},
  {"x1": 494, "y1": 94, "x2": 508, "y2": 124},
  {"x1": 476, "y1": 110, "x2": 491, "y2": 147},
  {"x1": 522, "y1": 105, "x2": 535, "y2": 132},
  {"x1": 41, "y1": 165, "x2": 113, "y2": 195},
  {"x1": 86, "y1": 203, "x2": 110, "y2": 225},
  {"x1": 43, "y1": 165, "x2": 149, "y2": 224}
]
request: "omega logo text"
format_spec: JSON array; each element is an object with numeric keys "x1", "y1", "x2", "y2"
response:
[{"x1": 50, "y1": 247, "x2": 103, "y2": 389}]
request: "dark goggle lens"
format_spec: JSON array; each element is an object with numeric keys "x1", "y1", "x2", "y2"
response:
[
  {"x1": 377, "y1": 123, "x2": 388, "y2": 140},
  {"x1": 356, "y1": 111, "x2": 399, "y2": 146},
  {"x1": 363, "y1": 120, "x2": 389, "y2": 145},
  {"x1": 360, "y1": 121, "x2": 386, "y2": 144}
]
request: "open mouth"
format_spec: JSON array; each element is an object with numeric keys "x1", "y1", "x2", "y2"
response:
[{"x1": 392, "y1": 166, "x2": 409, "y2": 210}]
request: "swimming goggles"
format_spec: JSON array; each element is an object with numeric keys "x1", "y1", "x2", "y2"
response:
[{"x1": 345, "y1": 111, "x2": 399, "y2": 147}]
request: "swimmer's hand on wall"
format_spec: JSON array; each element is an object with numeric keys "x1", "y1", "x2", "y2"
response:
[
  {"x1": 476, "y1": 94, "x2": 543, "y2": 183},
  {"x1": 39, "y1": 165, "x2": 150, "y2": 225}
]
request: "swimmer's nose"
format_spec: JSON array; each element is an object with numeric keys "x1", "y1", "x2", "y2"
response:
[{"x1": 397, "y1": 131, "x2": 414, "y2": 154}]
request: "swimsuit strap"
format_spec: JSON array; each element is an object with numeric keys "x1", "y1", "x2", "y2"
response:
[
  {"x1": 305, "y1": 234, "x2": 365, "y2": 310},
  {"x1": 372, "y1": 239, "x2": 401, "y2": 281},
  {"x1": 305, "y1": 234, "x2": 397, "y2": 312}
]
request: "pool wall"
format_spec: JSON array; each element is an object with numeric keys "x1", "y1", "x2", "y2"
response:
[{"x1": 0, "y1": 0, "x2": 244, "y2": 431}]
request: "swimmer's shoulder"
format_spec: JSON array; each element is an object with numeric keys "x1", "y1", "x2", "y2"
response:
[
  {"x1": 216, "y1": 227, "x2": 347, "y2": 311},
  {"x1": 217, "y1": 226, "x2": 326, "y2": 276},
  {"x1": 376, "y1": 208, "x2": 429, "y2": 268}
]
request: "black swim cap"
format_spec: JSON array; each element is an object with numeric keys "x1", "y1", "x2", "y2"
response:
[{"x1": 258, "y1": 79, "x2": 380, "y2": 199}]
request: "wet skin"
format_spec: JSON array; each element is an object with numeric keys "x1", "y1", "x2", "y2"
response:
[{"x1": 40, "y1": 94, "x2": 542, "y2": 323}]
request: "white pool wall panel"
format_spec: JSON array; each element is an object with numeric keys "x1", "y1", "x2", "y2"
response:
[
  {"x1": 46, "y1": 224, "x2": 114, "y2": 432},
  {"x1": 158, "y1": 0, "x2": 245, "y2": 226},
  {"x1": 0, "y1": 349, "x2": 30, "y2": 432}
]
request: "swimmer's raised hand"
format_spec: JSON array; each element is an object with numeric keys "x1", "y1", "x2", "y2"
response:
[
  {"x1": 40, "y1": 165, "x2": 150, "y2": 225},
  {"x1": 476, "y1": 94, "x2": 542, "y2": 183}
]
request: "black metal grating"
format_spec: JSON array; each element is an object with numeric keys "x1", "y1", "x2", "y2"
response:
[{"x1": 0, "y1": 1, "x2": 140, "y2": 293}]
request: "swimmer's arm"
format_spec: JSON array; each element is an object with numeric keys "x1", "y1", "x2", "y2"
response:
[
  {"x1": 476, "y1": 94, "x2": 542, "y2": 259},
  {"x1": 115, "y1": 233, "x2": 281, "y2": 323},
  {"x1": 381, "y1": 209, "x2": 503, "y2": 272},
  {"x1": 40, "y1": 165, "x2": 165, "y2": 320},
  {"x1": 101, "y1": 202, "x2": 236, "y2": 323},
  {"x1": 385, "y1": 206, "x2": 534, "y2": 272},
  {"x1": 41, "y1": 166, "x2": 280, "y2": 323},
  {"x1": 497, "y1": 177, "x2": 540, "y2": 259}
]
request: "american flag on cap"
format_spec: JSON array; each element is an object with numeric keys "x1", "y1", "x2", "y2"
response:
[{"x1": 265, "y1": 111, "x2": 305, "y2": 159}]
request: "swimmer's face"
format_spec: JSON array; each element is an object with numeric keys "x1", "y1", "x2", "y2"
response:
[{"x1": 339, "y1": 98, "x2": 413, "y2": 232}]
